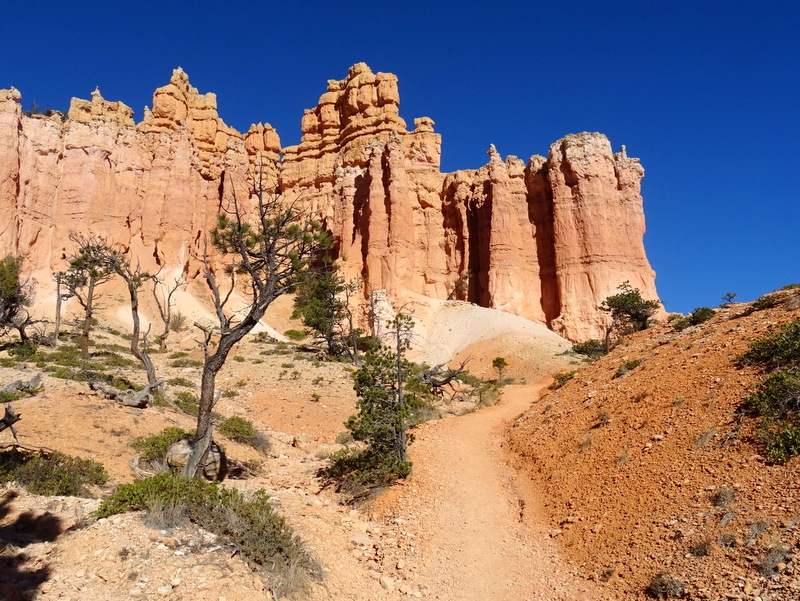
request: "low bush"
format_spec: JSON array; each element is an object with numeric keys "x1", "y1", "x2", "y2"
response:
[
  {"x1": 217, "y1": 416, "x2": 270, "y2": 453},
  {"x1": 613, "y1": 359, "x2": 642, "y2": 379},
  {"x1": 167, "y1": 377, "x2": 194, "y2": 387},
  {"x1": 7, "y1": 340, "x2": 38, "y2": 360},
  {"x1": 217, "y1": 416, "x2": 256, "y2": 442},
  {"x1": 94, "y1": 474, "x2": 320, "y2": 595},
  {"x1": 0, "y1": 449, "x2": 107, "y2": 496},
  {"x1": 549, "y1": 371, "x2": 576, "y2": 390},
  {"x1": 744, "y1": 293, "x2": 782, "y2": 315},
  {"x1": 673, "y1": 307, "x2": 715, "y2": 331},
  {"x1": 738, "y1": 319, "x2": 800, "y2": 371},
  {"x1": 738, "y1": 319, "x2": 800, "y2": 462},
  {"x1": 171, "y1": 358, "x2": 203, "y2": 368},
  {"x1": 131, "y1": 427, "x2": 190, "y2": 462},
  {"x1": 758, "y1": 546, "x2": 791, "y2": 576},
  {"x1": 646, "y1": 572, "x2": 685, "y2": 599},
  {"x1": 284, "y1": 329, "x2": 305, "y2": 341},
  {"x1": 325, "y1": 447, "x2": 412, "y2": 488},
  {"x1": 571, "y1": 339, "x2": 606, "y2": 360}
]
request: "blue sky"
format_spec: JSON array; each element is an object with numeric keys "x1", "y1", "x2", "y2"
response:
[{"x1": 3, "y1": 1, "x2": 797, "y2": 313}]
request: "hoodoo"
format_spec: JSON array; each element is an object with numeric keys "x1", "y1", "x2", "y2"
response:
[{"x1": 0, "y1": 63, "x2": 658, "y2": 340}]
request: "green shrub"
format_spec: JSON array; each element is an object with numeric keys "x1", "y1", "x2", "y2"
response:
[
  {"x1": 93, "y1": 472, "x2": 221, "y2": 518},
  {"x1": 744, "y1": 293, "x2": 782, "y2": 315},
  {"x1": 738, "y1": 321, "x2": 800, "y2": 463},
  {"x1": 216, "y1": 417, "x2": 269, "y2": 453},
  {"x1": 325, "y1": 447, "x2": 411, "y2": 487},
  {"x1": 7, "y1": 340, "x2": 38, "y2": 360},
  {"x1": 94, "y1": 475, "x2": 319, "y2": 595},
  {"x1": 284, "y1": 329, "x2": 305, "y2": 341},
  {"x1": 233, "y1": 355, "x2": 245, "y2": 362},
  {"x1": 174, "y1": 391, "x2": 200, "y2": 416},
  {"x1": 549, "y1": 371, "x2": 576, "y2": 390},
  {"x1": 742, "y1": 370, "x2": 800, "y2": 419},
  {"x1": 167, "y1": 377, "x2": 193, "y2": 387},
  {"x1": 0, "y1": 449, "x2": 107, "y2": 496},
  {"x1": 96, "y1": 351, "x2": 140, "y2": 368},
  {"x1": 171, "y1": 358, "x2": 203, "y2": 368},
  {"x1": 169, "y1": 351, "x2": 188, "y2": 359},
  {"x1": 613, "y1": 359, "x2": 643, "y2": 379},
  {"x1": 759, "y1": 423, "x2": 800, "y2": 464},
  {"x1": 222, "y1": 389, "x2": 239, "y2": 398},
  {"x1": 571, "y1": 339, "x2": 606, "y2": 360},
  {"x1": 131, "y1": 427, "x2": 189, "y2": 461},
  {"x1": 738, "y1": 319, "x2": 800, "y2": 371},
  {"x1": 780, "y1": 283, "x2": 800, "y2": 291},
  {"x1": 217, "y1": 416, "x2": 256, "y2": 443},
  {"x1": 0, "y1": 390, "x2": 21, "y2": 403},
  {"x1": 673, "y1": 307, "x2": 715, "y2": 331}
]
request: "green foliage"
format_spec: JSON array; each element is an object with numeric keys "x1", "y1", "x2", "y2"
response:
[
  {"x1": 284, "y1": 329, "x2": 306, "y2": 341},
  {"x1": 744, "y1": 293, "x2": 782, "y2": 315},
  {"x1": 0, "y1": 255, "x2": 33, "y2": 337},
  {"x1": 167, "y1": 377, "x2": 194, "y2": 387},
  {"x1": 96, "y1": 474, "x2": 320, "y2": 594},
  {"x1": 737, "y1": 319, "x2": 800, "y2": 462},
  {"x1": 549, "y1": 371, "x2": 576, "y2": 390},
  {"x1": 0, "y1": 449, "x2": 107, "y2": 496},
  {"x1": 780, "y1": 283, "x2": 800, "y2": 291},
  {"x1": 217, "y1": 416, "x2": 256, "y2": 442},
  {"x1": 174, "y1": 391, "x2": 200, "y2": 416},
  {"x1": 7, "y1": 340, "x2": 38, "y2": 359},
  {"x1": 613, "y1": 359, "x2": 643, "y2": 379},
  {"x1": 131, "y1": 427, "x2": 190, "y2": 461},
  {"x1": 742, "y1": 370, "x2": 800, "y2": 419},
  {"x1": 571, "y1": 339, "x2": 606, "y2": 360},
  {"x1": 599, "y1": 281, "x2": 661, "y2": 333},
  {"x1": 672, "y1": 307, "x2": 715, "y2": 331},
  {"x1": 233, "y1": 355, "x2": 245, "y2": 362},
  {"x1": 217, "y1": 416, "x2": 270, "y2": 452},
  {"x1": 327, "y1": 314, "x2": 415, "y2": 486},
  {"x1": 93, "y1": 472, "x2": 221, "y2": 518},
  {"x1": 171, "y1": 358, "x2": 203, "y2": 368},
  {"x1": 292, "y1": 261, "x2": 366, "y2": 359},
  {"x1": 738, "y1": 319, "x2": 800, "y2": 371},
  {"x1": 492, "y1": 357, "x2": 508, "y2": 381},
  {"x1": 0, "y1": 391, "x2": 21, "y2": 403}
]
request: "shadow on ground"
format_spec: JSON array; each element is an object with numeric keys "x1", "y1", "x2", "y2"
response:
[{"x1": 0, "y1": 489, "x2": 64, "y2": 601}]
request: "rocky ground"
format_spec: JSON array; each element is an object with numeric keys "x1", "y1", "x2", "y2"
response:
[{"x1": 0, "y1": 292, "x2": 798, "y2": 600}]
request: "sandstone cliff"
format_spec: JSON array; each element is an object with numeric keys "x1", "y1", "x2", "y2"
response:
[
  {"x1": 0, "y1": 64, "x2": 658, "y2": 341},
  {"x1": 281, "y1": 63, "x2": 658, "y2": 340}
]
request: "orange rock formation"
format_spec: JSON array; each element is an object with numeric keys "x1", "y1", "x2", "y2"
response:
[{"x1": 0, "y1": 64, "x2": 658, "y2": 340}]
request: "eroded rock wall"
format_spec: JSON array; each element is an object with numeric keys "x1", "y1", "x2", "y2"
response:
[
  {"x1": 0, "y1": 64, "x2": 658, "y2": 340},
  {"x1": 0, "y1": 68, "x2": 281, "y2": 284}
]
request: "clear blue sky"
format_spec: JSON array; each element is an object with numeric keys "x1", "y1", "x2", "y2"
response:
[{"x1": 3, "y1": 1, "x2": 797, "y2": 313}]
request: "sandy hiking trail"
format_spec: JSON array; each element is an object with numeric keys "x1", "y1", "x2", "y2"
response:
[{"x1": 372, "y1": 382, "x2": 617, "y2": 601}]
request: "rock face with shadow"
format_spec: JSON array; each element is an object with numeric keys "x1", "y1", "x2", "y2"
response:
[{"x1": 0, "y1": 64, "x2": 658, "y2": 341}]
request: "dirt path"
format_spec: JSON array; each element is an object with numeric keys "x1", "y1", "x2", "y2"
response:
[{"x1": 378, "y1": 383, "x2": 617, "y2": 601}]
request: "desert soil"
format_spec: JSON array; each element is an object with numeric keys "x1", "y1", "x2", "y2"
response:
[{"x1": 1, "y1": 292, "x2": 799, "y2": 600}]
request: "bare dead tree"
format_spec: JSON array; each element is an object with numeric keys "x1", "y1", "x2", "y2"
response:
[
  {"x1": 103, "y1": 252, "x2": 160, "y2": 387},
  {"x1": 152, "y1": 276, "x2": 186, "y2": 350},
  {"x1": 418, "y1": 358, "x2": 471, "y2": 398},
  {"x1": 184, "y1": 167, "x2": 324, "y2": 479}
]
